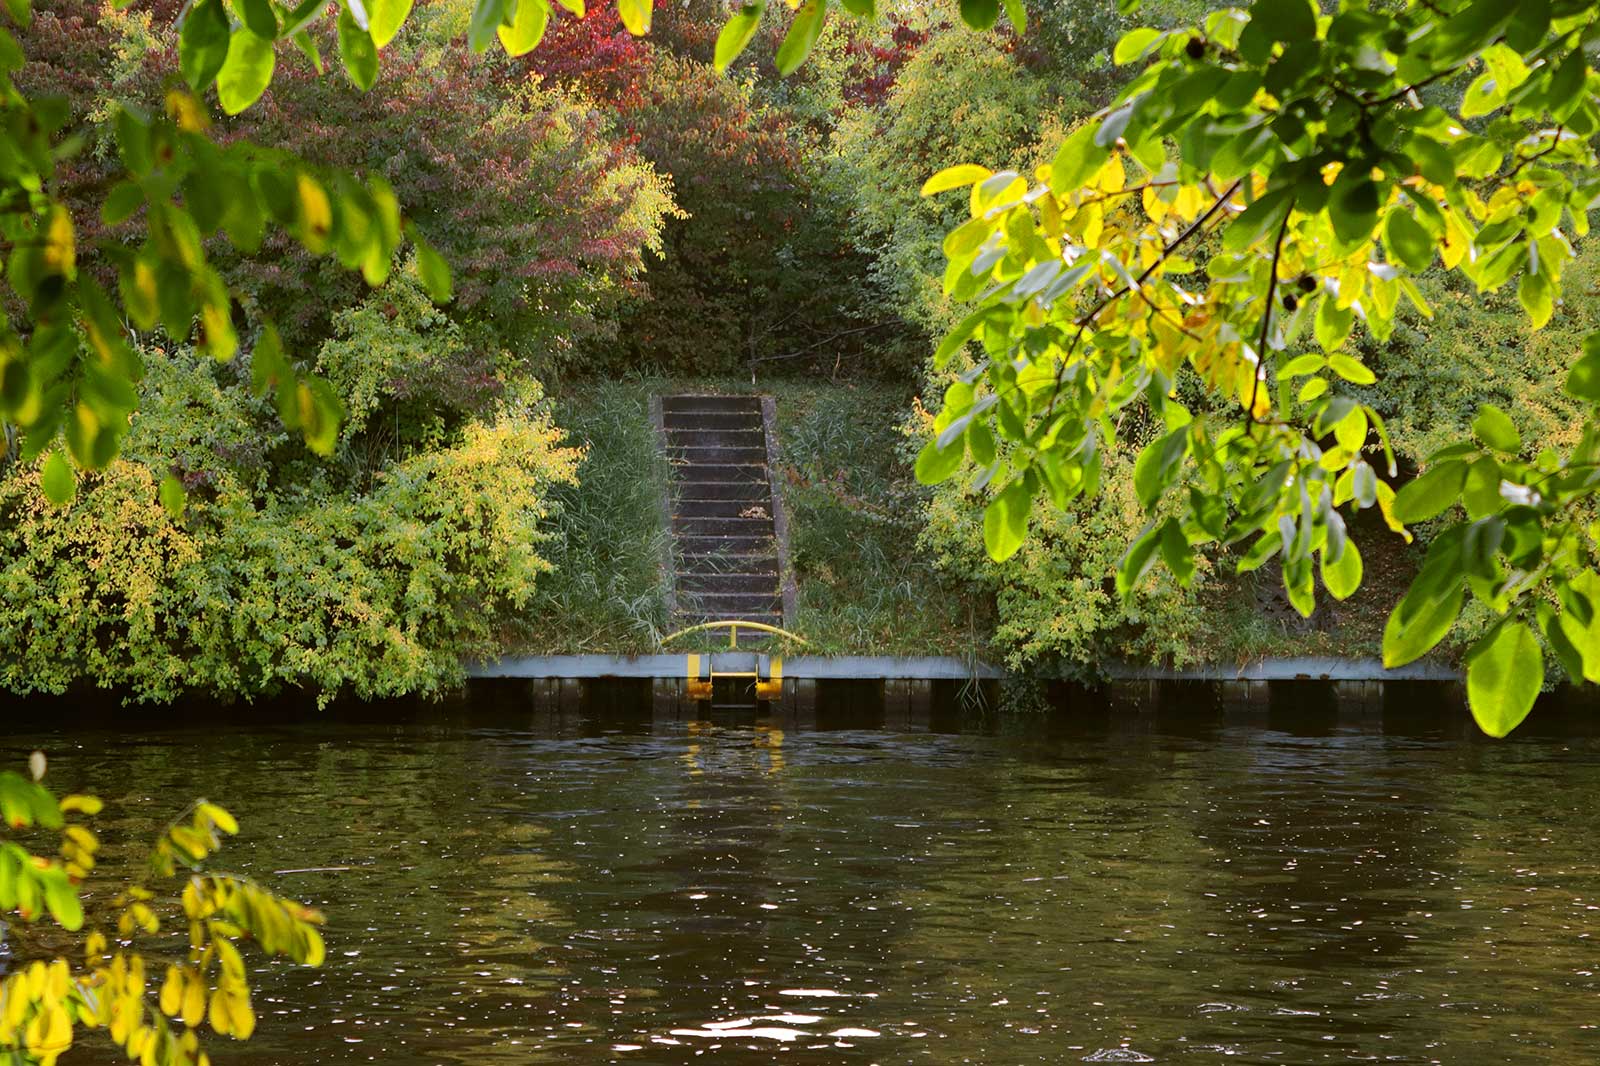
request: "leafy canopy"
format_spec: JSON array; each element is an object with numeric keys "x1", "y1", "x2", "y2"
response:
[{"x1": 913, "y1": 0, "x2": 1600, "y2": 735}]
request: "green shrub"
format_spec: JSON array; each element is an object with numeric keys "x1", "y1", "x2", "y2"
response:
[{"x1": 0, "y1": 353, "x2": 579, "y2": 702}]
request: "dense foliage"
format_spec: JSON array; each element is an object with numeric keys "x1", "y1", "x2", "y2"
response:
[
  {"x1": 7, "y1": 0, "x2": 1600, "y2": 736},
  {"x1": 916, "y1": 0, "x2": 1600, "y2": 733},
  {"x1": 0, "y1": 325, "x2": 580, "y2": 702}
]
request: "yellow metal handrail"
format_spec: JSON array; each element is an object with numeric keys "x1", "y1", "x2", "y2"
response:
[{"x1": 660, "y1": 619, "x2": 810, "y2": 649}]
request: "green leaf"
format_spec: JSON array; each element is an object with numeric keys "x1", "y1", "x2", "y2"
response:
[
  {"x1": 1518, "y1": 268, "x2": 1553, "y2": 330},
  {"x1": 983, "y1": 481, "x2": 1032, "y2": 562},
  {"x1": 1050, "y1": 124, "x2": 1109, "y2": 195},
  {"x1": 178, "y1": 0, "x2": 231, "y2": 91},
  {"x1": 468, "y1": 0, "x2": 510, "y2": 51},
  {"x1": 1382, "y1": 586, "x2": 1462, "y2": 667},
  {"x1": 921, "y1": 164, "x2": 992, "y2": 198},
  {"x1": 1565, "y1": 333, "x2": 1600, "y2": 402},
  {"x1": 159, "y1": 475, "x2": 187, "y2": 519},
  {"x1": 1159, "y1": 518, "x2": 1195, "y2": 585},
  {"x1": 915, "y1": 436, "x2": 963, "y2": 485},
  {"x1": 101, "y1": 181, "x2": 145, "y2": 226},
  {"x1": 1392, "y1": 460, "x2": 1465, "y2": 523},
  {"x1": 281, "y1": 0, "x2": 326, "y2": 36},
  {"x1": 1466, "y1": 621, "x2": 1541, "y2": 737},
  {"x1": 41, "y1": 873, "x2": 83, "y2": 932},
  {"x1": 958, "y1": 0, "x2": 998, "y2": 30},
  {"x1": 775, "y1": 0, "x2": 824, "y2": 75},
  {"x1": 1471, "y1": 403, "x2": 1520, "y2": 454},
  {"x1": 1113, "y1": 27, "x2": 1163, "y2": 65},
  {"x1": 1328, "y1": 170, "x2": 1380, "y2": 246},
  {"x1": 1000, "y1": 0, "x2": 1024, "y2": 33},
  {"x1": 40, "y1": 449, "x2": 74, "y2": 505},
  {"x1": 1278, "y1": 354, "x2": 1323, "y2": 378},
  {"x1": 217, "y1": 29, "x2": 275, "y2": 115},
  {"x1": 1544, "y1": 50, "x2": 1586, "y2": 121},
  {"x1": 616, "y1": 0, "x2": 651, "y2": 35},
  {"x1": 1132, "y1": 426, "x2": 1187, "y2": 511},
  {"x1": 1222, "y1": 185, "x2": 1292, "y2": 253},
  {"x1": 294, "y1": 29, "x2": 324, "y2": 72},
  {"x1": 237, "y1": 0, "x2": 280, "y2": 38},
  {"x1": 1247, "y1": 0, "x2": 1315, "y2": 44},
  {"x1": 369, "y1": 0, "x2": 412, "y2": 47},
  {"x1": 1382, "y1": 208, "x2": 1434, "y2": 272},
  {"x1": 1326, "y1": 353, "x2": 1375, "y2": 385},
  {"x1": 1116, "y1": 519, "x2": 1165, "y2": 598},
  {"x1": 1321, "y1": 537, "x2": 1362, "y2": 600},
  {"x1": 713, "y1": 1, "x2": 764, "y2": 72},
  {"x1": 1557, "y1": 570, "x2": 1600, "y2": 682},
  {"x1": 497, "y1": 0, "x2": 548, "y2": 55},
  {"x1": 338, "y1": 7, "x2": 378, "y2": 87},
  {"x1": 411, "y1": 234, "x2": 452, "y2": 302}
]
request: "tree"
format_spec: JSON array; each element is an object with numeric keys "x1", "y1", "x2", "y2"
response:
[
  {"x1": 0, "y1": 757, "x2": 323, "y2": 1066},
  {"x1": 913, "y1": 0, "x2": 1600, "y2": 735},
  {"x1": 6, "y1": 0, "x2": 1600, "y2": 736}
]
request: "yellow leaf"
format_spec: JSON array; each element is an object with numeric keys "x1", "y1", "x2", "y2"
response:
[
  {"x1": 164, "y1": 89, "x2": 210, "y2": 132},
  {"x1": 295, "y1": 173, "x2": 333, "y2": 254},
  {"x1": 197, "y1": 802, "x2": 239, "y2": 836},
  {"x1": 1095, "y1": 155, "x2": 1125, "y2": 194},
  {"x1": 1142, "y1": 185, "x2": 1167, "y2": 222},
  {"x1": 1171, "y1": 184, "x2": 1207, "y2": 223},
  {"x1": 301, "y1": 926, "x2": 326, "y2": 967},
  {"x1": 920, "y1": 164, "x2": 992, "y2": 197},
  {"x1": 208, "y1": 986, "x2": 232, "y2": 1036},
  {"x1": 1081, "y1": 202, "x2": 1104, "y2": 248},
  {"x1": 160, "y1": 966, "x2": 182, "y2": 1017},
  {"x1": 42, "y1": 206, "x2": 76, "y2": 279},
  {"x1": 182, "y1": 969, "x2": 206, "y2": 1028}
]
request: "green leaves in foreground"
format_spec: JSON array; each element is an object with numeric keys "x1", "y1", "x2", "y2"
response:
[{"x1": 1467, "y1": 622, "x2": 1541, "y2": 738}]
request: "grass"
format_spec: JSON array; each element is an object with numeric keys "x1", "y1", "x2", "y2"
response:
[
  {"x1": 514, "y1": 379, "x2": 672, "y2": 654},
  {"x1": 510, "y1": 375, "x2": 985, "y2": 659},
  {"x1": 761, "y1": 379, "x2": 985, "y2": 656}
]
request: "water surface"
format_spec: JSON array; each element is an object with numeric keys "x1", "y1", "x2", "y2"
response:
[{"x1": 9, "y1": 706, "x2": 1600, "y2": 1064}]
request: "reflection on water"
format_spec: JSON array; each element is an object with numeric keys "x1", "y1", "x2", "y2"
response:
[{"x1": 9, "y1": 704, "x2": 1600, "y2": 1064}]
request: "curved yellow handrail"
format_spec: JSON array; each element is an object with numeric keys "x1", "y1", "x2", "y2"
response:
[{"x1": 661, "y1": 620, "x2": 810, "y2": 648}]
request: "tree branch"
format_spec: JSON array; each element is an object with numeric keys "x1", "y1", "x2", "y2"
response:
[{"x1": 1248, "y1": 206, "x2": 1293, "y2": 427}]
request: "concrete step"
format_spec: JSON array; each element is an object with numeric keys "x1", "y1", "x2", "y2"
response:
[
  {"x1": 675, "y1": 499, "x2": 773, "y2": 520},
  {"x1": 675, "y1": 481, "x2": 770, "y2": 503},
  {"x1": 666, "y1": 427, "x2": 768, "y2": 449},
  {"x1": 677, "y1": 464, "x2": 769, "y2": 485},
  {"x1": 673, "y1": 516, "x2": 776, "y2": 537},
  {"x1": 679, "y1": 592, "x2": 784, "y2": 616},
  {"x1": 678, "y1": 572, "x2": 782, "y2": 595},
  {"x1": 667, "y1": 446, "x2": 769, "y2": 466},
  {"x1": 662, "y1": 411, "x2": 763, "y2": 432},
  {"x1": 662, "y1": 395, "x2": 762, "y2": 414},
  {"x1": 677, "y1": 535, "x2": 778, "y2": 558},
  {"x1": 679, "y1": 552, "x2": 779, "y2": 574}
]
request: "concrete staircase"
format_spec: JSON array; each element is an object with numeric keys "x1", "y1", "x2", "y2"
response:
[{"x1": 657, "y1": 395, "x2": 789, "y2": 631}]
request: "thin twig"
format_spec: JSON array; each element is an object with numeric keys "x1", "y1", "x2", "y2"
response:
[{"x1": 1248, "y1": 206, "x2": 1293, "y2": 427}]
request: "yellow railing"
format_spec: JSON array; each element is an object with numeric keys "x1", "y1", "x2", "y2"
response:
[
  {"x1": 660, "y1": 619, "x2": 809, "y2": 649},
  {"x1": 661, "y1": 621, "x2": 805, "y2": 702}
]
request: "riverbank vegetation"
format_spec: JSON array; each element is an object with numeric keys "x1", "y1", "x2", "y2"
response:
[{"x1": 4, "y1": 0, "x2": 1598, "y2": 736}]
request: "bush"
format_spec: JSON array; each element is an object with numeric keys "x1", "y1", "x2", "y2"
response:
[
  {"x1": 0, "y1": 352, "x2": 579, "y2": 702},
  {"x1": 919, "y1": 424, "x2": 1208, "y2": 673}
]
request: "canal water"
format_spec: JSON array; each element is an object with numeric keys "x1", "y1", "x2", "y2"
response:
[{"x1": 7, "y1": 697, "x2": 1600, "y2": 1064}]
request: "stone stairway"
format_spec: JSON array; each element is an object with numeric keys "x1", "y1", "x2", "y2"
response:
[{"x1": 658, "y1": 395, "x2": 788, "y2": 631}]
